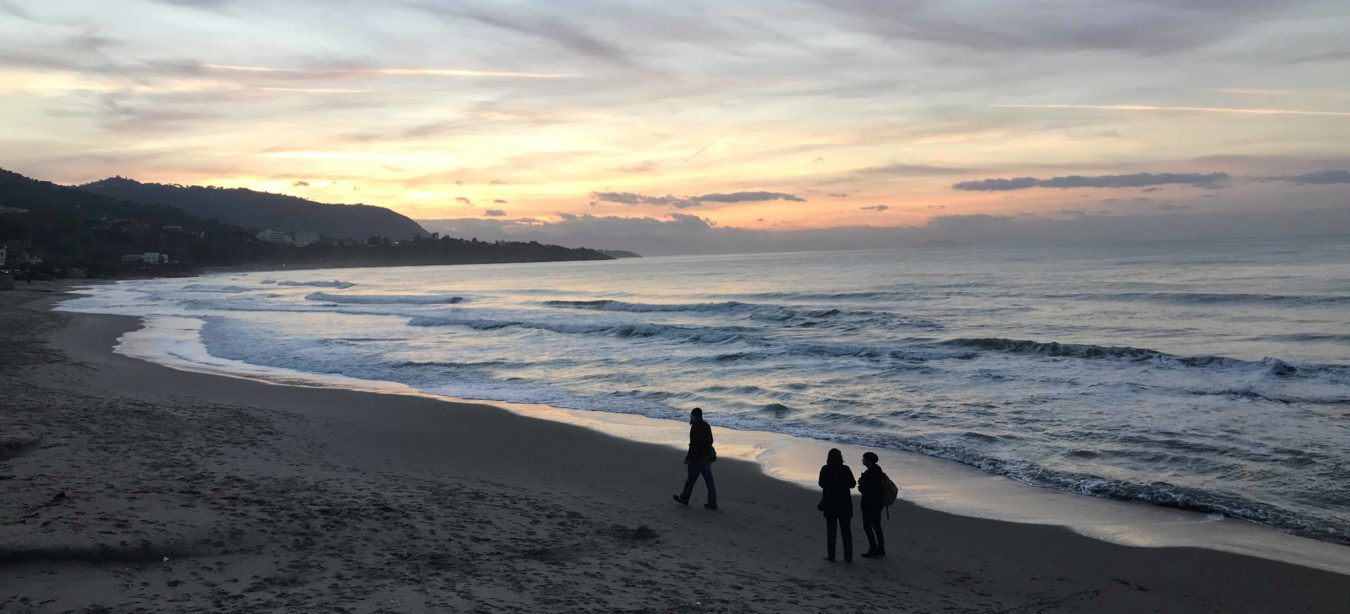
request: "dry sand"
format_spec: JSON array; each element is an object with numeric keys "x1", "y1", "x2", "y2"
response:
[{"x1": 1, "y1": 283, "x2": 1348, "y2": 613}]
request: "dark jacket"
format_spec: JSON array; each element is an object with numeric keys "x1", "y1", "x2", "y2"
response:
[
  {"x1": 685, "y1": 419, "x2": 714, "y2": 463},
  {"x1": 817, "y1": 462, "x2": 856, "y2": 518},
  {"x1": 858, "y1": 464, "x2": 887, "y2": 510}
]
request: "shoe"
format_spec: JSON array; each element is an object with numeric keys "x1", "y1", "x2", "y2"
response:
[
  {"x1": 672, "y1": 495, "x2": 688, "y2": 506},
  {"x1": 825, "y1": 556, "x2": 835, "y2": 562},
  {"x1": 704, "y1": 503, "x2": 718, "y2": 510},
  {"x1": 860, "y1": 551, "x2": 876, "y2": 558},
  {"x1": 876, "y1": 547, "x2": 886, "y2": 557}
]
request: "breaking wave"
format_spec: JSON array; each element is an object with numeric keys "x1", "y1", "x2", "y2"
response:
[
  {"x1": 274, "y1": 280, "x2": 355, "y2": 289},
  {"x1": 1054, "y1": 291, "x2": 1350, "y2": 307},
  {"x1": 940, "y1": 337, "x2": 1349, "y2": 379},
  {"x1": 306, "y1": 292, "x2": 464, "y2": 305}
]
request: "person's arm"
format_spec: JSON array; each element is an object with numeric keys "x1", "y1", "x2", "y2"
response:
[
  {"x1": 846, "y1": 468, "x2": 857, "y2": 490},
  {"x1": 818, "y1": 466, "x2": 828, "y2": 489}
]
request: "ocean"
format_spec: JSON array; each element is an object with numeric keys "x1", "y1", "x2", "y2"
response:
[{"x1": 60, "y1": 236, "x2": 1350, "y2": 546}]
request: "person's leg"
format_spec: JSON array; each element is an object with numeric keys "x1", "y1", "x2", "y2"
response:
[
  {"x1": 872, "y1": 509, "x2": 885, "y2": 555},
  {"x1": 840, "y1": 516, "x2": 854, "y2": 562},
  {"x1": 862, "y1": 508, "x2": 878, "y2": 554},
  {"x1": 678, "y1": 462, "x2": 700, "y2": 502},
  {"x1": 700, "y1": 463, "x2": 717, "y2": 506},
  {"x1": 825, "y1": 516, "x2": 837, "y2": 560}
]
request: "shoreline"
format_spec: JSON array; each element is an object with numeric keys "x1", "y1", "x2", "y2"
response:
[
  {"x1": 3, "y1": 284, "x2": 1348, "y2": 611},
  {"x1": 66, "y1": 285, "x2": 1350, "y2": 575}
]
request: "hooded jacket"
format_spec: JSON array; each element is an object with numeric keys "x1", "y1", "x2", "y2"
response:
[
  {"x1": 817, "y1": 461, "x2": 856, "y2": 518},
  {"x1": 858, "y1": 463, "x2": 888, "y2": 510},
  {"x1": 685, "y1": 418, "x2": 714, "y2": 463}
]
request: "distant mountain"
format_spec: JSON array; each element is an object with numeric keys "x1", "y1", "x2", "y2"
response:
[
  {"x1": 1, "y1": 168, "x2": 263, "y2": 275},
  {"x1": 1, "y1": 167, "x2": 612, "y2": 278},
  {"x1": 600, "y1": 249, "x2": 642, "y2": 258},
  {"x1": 80, "y1": 177, "x2": 426, "y2": 240}
]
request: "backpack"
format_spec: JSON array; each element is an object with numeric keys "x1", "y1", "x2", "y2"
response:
[
  {"x1": 882, "y1": 475, "x2": 899, "y2": 507},
  {"x1": 881, "y1": 473, "x2": 899, "y2": 519}
]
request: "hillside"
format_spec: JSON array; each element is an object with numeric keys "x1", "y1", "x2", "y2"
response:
[
  {"x1": 0, "y1": 168, "x2": 265, "y2": 276},
  {"x1": 0, "y1": 168, "x2": 612, "y2": 278},
  {"x1": 80, "y1": 177, "x2": 426, "y2": 240}
]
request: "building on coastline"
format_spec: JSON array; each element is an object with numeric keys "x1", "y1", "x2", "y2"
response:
[
  {"x1": 0, "y1": 245, "x2": 6, "y2": 268},
  {"x1": 256, "y1": 229, "x2": 294, "y2": 245},
  {"x1": 3, "y1": 240, "x2": 41, "y2": 267},
  {"x1": 120, "y1": 252, "x2": 168, "y2": 265},
  {"x1": 293, "y1": 231, "x2": 320, "y2": 246}
]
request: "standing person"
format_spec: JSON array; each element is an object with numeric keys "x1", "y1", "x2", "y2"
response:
[
  {"x1": 817, "y1": 448, "x2": 856, "y2": 562},
  {"x1": 857, "y1": 451, "x2": 887, "y2": 558},
  {"x1": 672, "y1": 407, "x2": 718, "y2": 510}
]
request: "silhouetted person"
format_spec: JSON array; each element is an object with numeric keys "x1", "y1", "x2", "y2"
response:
[
  {"x1": 817, "y1": 448, "x2": 855, "y2": 562},
  {"x1": 673, "y1": 407, "x2": 718, "y2": 510},
  {"x1": 857, "y1": 451, "x2": 887, "y2": 558}
]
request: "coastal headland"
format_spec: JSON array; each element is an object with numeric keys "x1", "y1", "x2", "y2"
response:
[{"x1": 2, "y1": 283, "x2": 1347, "y2": 612}]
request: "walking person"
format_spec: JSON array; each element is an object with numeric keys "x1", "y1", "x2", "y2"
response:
[
  {"x1": 672, "y1": 407, "x2": 718, "y2": 510},
  {"x1": 817, "y1": 448, "x2": 856, "y2": 562},
  {"x1": 857, "y1": 452, "x2": 887, "y2": 558}
]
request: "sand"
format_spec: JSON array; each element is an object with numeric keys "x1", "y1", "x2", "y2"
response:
[{"x1": 1, "y1": 283, "x2": 1348, "y2": 613}]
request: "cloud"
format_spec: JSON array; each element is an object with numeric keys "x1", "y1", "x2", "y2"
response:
[
  {"x1": 414, "y1": 3, "x2": 636, "y2": 69},
  {"x1": 0, "y1": 1, "x2": 32, "y2": 20},
  {"x1": 695, "y1": 191, "x2": 805, "y2": 203},
  {"x1": 1261, "y1": 170, "x2": 1350, "y2": 185},
  {"x1": 202, "y1": 63, "x2": 574, "y2": 79},
  {"x1": 953, "y1": 172, "x2": 1230, "y2": 191},
  {"x1": 484, "y1": 209, "x2": 507, "y2": 217},
  {"x1": 493, "y1": 199, "x2": 507, "y2": 204},
  {"x1": 860, "y1": 204, "x2": 890, "y2": 211},
  {"x1": 293, "y1": 180, "x2": 310, "y2": 187},
  {"x1": 591, "y1": 190, "x2": 805, "y2": 209},
  {"x1": 817, "y1": 162, "x2": 968, "y2": 185},
  {"x1": 417, "y1": 206, "x2": 1350, "y2": 256},
  {"x1": 455, "y1": 196, "x2": 473, "y2": 205},
  {"x1": 154, "y1": 0, "x2": 232, "y2": 8},
  {"x1": 994, "y1": 103, "x2": 1350, "y2": 118},
  {"x1": 591, "y1": 192, "x2": 700, "y2": 209},
  {"x1": 820, "y1": 0, "x2": 1291, "y2": 55}
]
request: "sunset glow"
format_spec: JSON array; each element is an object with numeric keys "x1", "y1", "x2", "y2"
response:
[{"x1": 2, "y1": 0, "x2": 1347, "y2": 235}]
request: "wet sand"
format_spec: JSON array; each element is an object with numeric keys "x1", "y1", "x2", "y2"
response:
[{"x1": 2, "y1": 283, "x2": 1348, "y2": 612}]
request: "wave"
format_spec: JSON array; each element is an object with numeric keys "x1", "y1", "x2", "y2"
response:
[
  {"x1": 544, "y1": 299, "x2": 843, "y2": 320},
  {"x1": 275, "y1": 280, "x2": 355, "y2": 289},
  {"x1": 723, "y1": 290, "x2": 915, "y2": 302},
  {"x1": 542, "y1": 299, "x2": 941, "y2": 329},
  {"x1": 181, "y1": 283, "x2": 252, "y2": 293},
  {"x1": 1018, "y1": 463, "x2": 1347, "y2": 544},
  {"x1": 1054, "y1": 291, "x2": 1350, "y2": 307},
  {"x1": 814, "y1": 430, "x2": 1350, "y2": 545},
  {"x1": 306, "y1": 292, "x2": 464, "y2": 305},
  {"x1": 544, "y1": 299, "x2": 761, "y2": 313},
  {"x1": 408, "y1": 315, "x2": 754, "y2": 344},
  {"x1": 1253, "y1": 332, "x2": 1350, "y2": 344},
  {"x1": 939, "y1": 337, "x2": 1345, "y2": 377}
]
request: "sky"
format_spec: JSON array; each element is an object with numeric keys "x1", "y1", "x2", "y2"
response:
[{"x1": 2, "y1": 0, "x2": 1349, "y2": 252}]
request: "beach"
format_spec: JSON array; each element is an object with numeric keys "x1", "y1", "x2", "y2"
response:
[{"x1": 2, "y1": 283, "x2": 1348, "y2": 613}]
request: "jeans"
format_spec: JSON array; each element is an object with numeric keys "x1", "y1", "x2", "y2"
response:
[
  {"x1": 826, "y1": 515, "x2": 853, "y2": 561},
  {"x1": 862, "y1": 506, "x2": 884, "y2": 552},
  {"x1": 680, "y1": 459, "x2": 717, "y2": 505}
]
